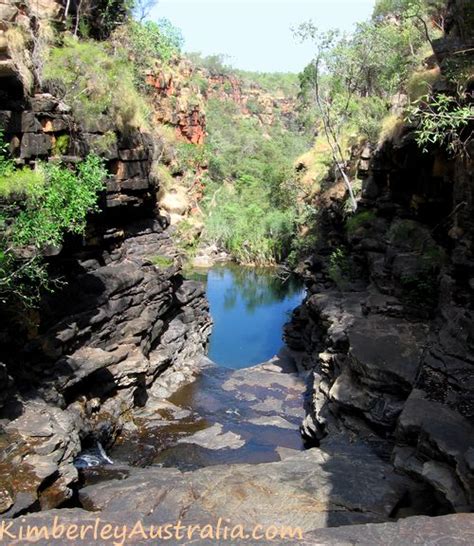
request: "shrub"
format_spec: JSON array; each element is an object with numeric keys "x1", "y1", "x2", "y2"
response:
[
  {"x1": 150, "y1": 255, "x2": 174, "y2": 268},
  {"x1": 407, "y1": 93, "x2": 473, "y2": 155},
  {"x1": 121, "y1": 19, "x2": 183, "y2": 74},
  {"x1": 11, "y1": 156, "x2": 107, "y2": 248},
  {"x1": 0, "y1": 167, "x2": 46, "y2": 198},
  {"x1": 295, "y1": 137, "x2": 336, "y2": 194},
  {"x1": 187, "y1": 53, "x2": 231, "y2": 75},
  {"x1": 199, "y1": 93, "x2": 312, "y2": 264},
  {"x1": 52, "y1": 134, "x2": 70, "y2": 156},
  {"x1": 328, "y1": 247, "x2": 351, "y2": 289},
  {"x1": 0, "y1": 153, "x2": 107, "y2": 307},
  {"x1": 44, "y1": 37, "x2": 149, "y2": 132},
  {"x1": 151, "y1": 163, "x2": 174, "y2": 190},
  {"x1": 378, "y1": 114, "x2": 405, "y2": 146}
]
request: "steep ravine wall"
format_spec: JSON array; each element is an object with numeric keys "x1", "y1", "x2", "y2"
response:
[
  {"x1": 285, "y1": 2, "x2": 474, "y2": 515},
  {"x1": 0, "y1": 1, "x2": 211, "y2": 516}
]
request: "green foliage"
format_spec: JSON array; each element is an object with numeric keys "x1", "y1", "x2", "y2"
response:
[
  {"x1": 373, "y1": 0, "x2": 446, "y2": 21},
  {"x1": 407, "y1": 68, "x2": 440, "y2": 101},
  {"x1": 150, "y1": 255, "x2": 174, "y2": 268},
  {"x1": 0, "y1": 167, "x2": 45, "y2": 198},
  {"x1": 0, "y1": 130, "x2": 46, "y2": 197},
  {"x1": 407, "y1": 93, "x2": 473, "y2": 155},
  {"x1": 0, "y1": 130, "x2": 13, "y2": 176},
  {"x1": 398, "y1": 271, "x2": 438, "y2": 309},
  {"x1": 346, "y1": 210, "x2": 377, "y2": 234},
  {"x1": 200, "y1": 96, "x2": 311, "y2": 264},
  {"x1": 296, "y1": 0, "x2": 435, "y2": 148},
  {"x1": 190, "y1": 73, "x2": 209, "y2": 95},
  {"x1": 186, "y1": 53, "x2": 231, "y2": 75},
  {"x1": 246, "y1": 99, "x2": 261, "y2": 115},
  {"x1": 0, "y1": 151, "x2": 107, "y2": 307},
  {"x1": 11, "y1": 156, "x2": 106, "y2": 248},
  {"x1": 328, "y1": 247, "x2": 351, "y2": 289},
  {"x1": 203, "y1": 179, "x2": 296, "y2": 264},
  {"x1": 236, "y1": 71, "x2": 300, "y2": 96},
  {"x1": 44, "y1": 37, "x2": 149, "y2": 132},
  {"x1": 73, "y1": 0, "x2": 134, "y2": 40},
  {"x1": 126, "y1": 19, "x2": 183, "y2": 68},
  {"x1": 52, "y1": 134, "x2": 70, "y2": 156},
  {"x1": 89, "y1": 131, "x2": 118, "y2": 155},
  {"x1": 176, "y1": 142, "x2": 209, "y2": 173}
]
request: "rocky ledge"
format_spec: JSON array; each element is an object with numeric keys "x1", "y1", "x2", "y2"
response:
[
  {"x1": 0, "y1": 220, "x2": 211, "y2": 516},
  {"x1": 1, "y1": 354, "x2": 441, "y2": 542},
  {"x1": 3, "y1": 512, "x2": 471, "y2": 545}
]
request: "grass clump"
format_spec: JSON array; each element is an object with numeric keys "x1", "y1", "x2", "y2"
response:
[
  {"x1": 378, "y1": 114, "x2": 406, "y2": 146},
  {"x1": 150, "y1": 255, "x2": 174, "y2": 268},
  {"x1": 407, "y1": 67, "x2": 440, "y2": 101},
  {"x1": 0, "y1": 168, "x2": 46, "y2": 198},
  {"x1": 346, "y1": 210, "x2": 377, "y2": 234},
  {"x1": 52, "y1": 134, "x2": 70, "y2": 156},
  {"x1": 44, "y1": 37, "x2": 149, "y2": 133},
  {"x1": 88, "y1": 131, "x2": 118, "y2": 155},
  {"x1": 295, "y1": 137, "x2": 333, "y2": 194},
  {"x1": 151, "y1": 163, "x2": 174, "y2": 190}
]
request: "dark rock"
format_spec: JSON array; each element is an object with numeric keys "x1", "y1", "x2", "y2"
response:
[
  {"x1": 78, "y1": 436, "x2": 410, "y2": 530},
  {"x1": 118, "y1": 147, "x2": 149, "y2": 161},
  {"x1": 120, "y1": 178, "x2": 150, "y2": 191},
  {"x1": 82, "y1": 132, "x2": 118, "y2": 159},
  {"x1": 21, "y1": 111, "x2": 41, "y2": 132},
  {"x1": 395, "y1": 389, "x2": 474, "y2": 510},
  {"x1": 347, "y1": 316, "x2": 427, "y2": 392},
  {"x1": 0, "y1": 110, "x2": 21, "y2": 133},
  {"x1": 80, "y1": 115, "x2": 114, "y2": 133},
  {"x1": 20, "y1": 132, "x2": 52, "y2": 158},
  {"x1": 40, "y1": 116, "x2": 70, "y2": 133},
  {"x1": 111, "y1": 160, "x2": 148, "y2": 180},
  {"x1": 29, "y1": 94, "x2": 57, "y2": 113}
]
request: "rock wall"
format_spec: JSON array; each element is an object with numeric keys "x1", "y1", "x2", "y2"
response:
[
  {"x1": 0, "y1": 0, "x2": 211, "y2": 516},
  {"x1": 286, "y1": 2, "x2": 474, "y2": 514},
  {"x1": 146, "y1": 59, "x2": 206, "y2": 145},
  {"x1": 205, "y1": 72, "x2": 298, "y2": 128}
]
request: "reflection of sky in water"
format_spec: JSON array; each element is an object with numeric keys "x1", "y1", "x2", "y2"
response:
[{"x1": 204, "y1": 265, "x2": 305, "y2": 368}]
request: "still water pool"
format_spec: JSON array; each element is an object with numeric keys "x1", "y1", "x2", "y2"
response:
[
  {"x1": 98, "y1": 265, "x2": 307, "y2": 472},
  {"x1": 194, "y1": 265, "x2": 305, "y2": 368}
]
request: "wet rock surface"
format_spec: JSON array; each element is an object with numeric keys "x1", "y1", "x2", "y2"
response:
[
  {"x1": 77, "y1": 440, "x2": 410, "y2": 531},
  {"x1": 61, "y1": 353, "x2": 426, "y2": 537},
  {"x1": 109, "y1": 352, "x2": 307, "y2": 469}
]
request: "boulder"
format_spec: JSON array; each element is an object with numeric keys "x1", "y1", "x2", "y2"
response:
[
  {"x1": 20, "y1": 132, "x2": 51, "y2": 158},
  {"x1": 395, "y1": 389, "x2": 474, "y2": 510},
  {"x1": 347, "y1": 316, "x2": 427, "y2": 393}
]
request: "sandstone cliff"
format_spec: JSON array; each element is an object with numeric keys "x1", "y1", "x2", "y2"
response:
[
  {"x1": 285, "y1": 0, "x2": 474, "y2": 514},
  {"x1": 0, "y1": 0, "x2": 211, "y2": 515}
]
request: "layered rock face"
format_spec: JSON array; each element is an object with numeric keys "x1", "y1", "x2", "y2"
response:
[
  {"x1": 206, "y1": 72, "x2": 298, "y2": 128},
  {"x1": 0, "y1": 0, "x2": 211, "y2": 516},
  {"x1": 146, "y1": 59, "x2": 206, "y2": 145},
  {"x1": 286, "y1": 2, "x2": 474, "y2": 514}
]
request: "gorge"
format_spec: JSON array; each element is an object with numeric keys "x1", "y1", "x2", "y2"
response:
[{"x1": 0, "y1": 0, "x2": 473, "y2": 544}]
